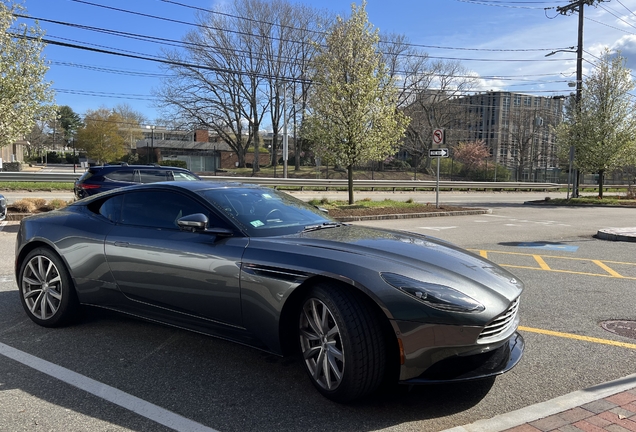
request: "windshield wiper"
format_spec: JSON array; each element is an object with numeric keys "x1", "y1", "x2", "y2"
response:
[{"x1": 302, "y1": 222, "x2": 344, "y2": 233}]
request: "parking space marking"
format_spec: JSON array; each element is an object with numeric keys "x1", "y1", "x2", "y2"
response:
[
  {"x1": 519, "y1": 326, "x2": 636, "y2": 350},
  {"x1": 593, "y1": 260, "x2": 624, "y2": 278},
  {"x1": 474, "y1": 250, "x2": 636, "y2": 280},
  {"x1": 0, "y1": 342, "x2": 218, "y2": 432},
  {"x1": 533, "y1": 255, "x2": 551, "y2": 271}
]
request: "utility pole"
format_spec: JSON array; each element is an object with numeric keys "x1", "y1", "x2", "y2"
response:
[{"x1": 555, "y1": 0, "x2": 608, "y2": 197}]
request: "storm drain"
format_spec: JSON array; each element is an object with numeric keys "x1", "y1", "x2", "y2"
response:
[{"x1": 600, "y1": 320, "x2": 636, "y2": 340}]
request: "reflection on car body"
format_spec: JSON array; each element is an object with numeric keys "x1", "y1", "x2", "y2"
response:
[{"x1": 15, "y1": 181, "x2": 524, "y2": 402}]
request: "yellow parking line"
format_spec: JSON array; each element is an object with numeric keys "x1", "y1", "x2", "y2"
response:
[
  {"x1": 479, "y1": 250, "x2": 488, "y2": 259},
  {"x1": 500, "y1": 265, "x2": 636, "y2": 280},
  {"x1": 533, "y1": 255, "x2": 551, "y2": 270},
  {"x1": 593, "y1": 260, "x2": 624, "y2": 278},
  {"x1": 471, "y1": 249, "x2": 636, "y2": 266},
  {"x1": 519, "y1": 326, "x2": 636, "y2": 349}
]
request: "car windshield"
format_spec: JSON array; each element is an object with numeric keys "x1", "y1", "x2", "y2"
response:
[{"x1": 197, "y1": 187, "x2": 334, "y2": 237}]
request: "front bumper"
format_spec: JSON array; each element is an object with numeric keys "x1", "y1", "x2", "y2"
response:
[{"x1": 400, "y1": 332, "x2": 524, "y2": 384}]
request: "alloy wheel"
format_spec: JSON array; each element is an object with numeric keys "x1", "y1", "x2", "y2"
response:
[
  {"x1": 22, "y1": 255, "x2": 63, "y2": 321},
  {"x1": 299, "y1": 298, "x2": 345, "y2": 391}
]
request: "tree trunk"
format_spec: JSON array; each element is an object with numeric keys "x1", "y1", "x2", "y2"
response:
[
  {"x1": 347, "y1": 165, "x2": 354, "y2": 204},
  {"x1": 598, "y1": 169, "x2": 604, "y2": 199}
]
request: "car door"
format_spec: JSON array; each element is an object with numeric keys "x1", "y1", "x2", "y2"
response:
[{"x1": 104, "y1": 189, "x2": 247, "y2": 327}]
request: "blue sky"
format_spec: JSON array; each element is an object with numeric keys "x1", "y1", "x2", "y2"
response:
[{"x1": 19, "y1": 0, "x2": 636, "y2": 125}]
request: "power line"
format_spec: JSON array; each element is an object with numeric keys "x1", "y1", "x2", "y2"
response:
[{"x1": 67, "y1": 0, "x2": 574, "y2": 55}]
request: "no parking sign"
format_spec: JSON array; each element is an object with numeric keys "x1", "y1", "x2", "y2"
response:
[{"x1": 432, "y1": 128, "x2": 444, "y2": 148}]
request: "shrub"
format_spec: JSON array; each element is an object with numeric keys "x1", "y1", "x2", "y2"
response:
[
  {"x1": 11, "y1": 199, "x2": 36, "y2": 213},
  {"x1": 24, "y1": 198, "x2": 46, "y2": 208},
  {"x1": 45, "y1": 199, "x2": 68, "y2": 210}
]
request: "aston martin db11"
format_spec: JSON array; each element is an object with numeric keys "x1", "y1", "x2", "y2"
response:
[{"x1": 15, "y1": 181, "x2": 524, "y2": 402}]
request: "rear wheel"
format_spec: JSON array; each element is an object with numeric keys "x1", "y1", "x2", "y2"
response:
[
  {"x1": 298, "y1": 283, "x2": 386, "y2": 402},
  {"x1": 19, "y1": 247, "x2": 79, "y2": 327}
]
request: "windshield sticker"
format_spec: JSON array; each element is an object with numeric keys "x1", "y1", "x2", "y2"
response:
[{"x1": 251, "y1": 220, "x2": 265, "y2": 227}]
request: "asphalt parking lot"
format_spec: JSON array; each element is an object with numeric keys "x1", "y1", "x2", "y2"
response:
[{"x1": 0, "y1": 203, "x2": 635, "y2": 432}]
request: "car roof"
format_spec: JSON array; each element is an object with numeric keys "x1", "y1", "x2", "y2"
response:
[
  {"x1": 91, "y1": 164, "x2": 191, "y2": 171},
  {"x1": 75, "y1": 180, "x2": 262, "y2": 204}
]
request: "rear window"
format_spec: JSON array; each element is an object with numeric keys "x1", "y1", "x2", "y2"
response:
[{"x1": 77, "y1": 170, "x2": 97, "y2": 182}]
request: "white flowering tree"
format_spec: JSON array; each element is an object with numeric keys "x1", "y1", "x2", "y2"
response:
[
  {"x1": 0, "y1": 1, "x2": 55, "y2": 149},
  {"x1": 305, "y1": 2, "x2": 409, "y2": 204}
]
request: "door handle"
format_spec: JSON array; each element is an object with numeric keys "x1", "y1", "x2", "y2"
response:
[{"x1": 114, "y1": 241, "x2": 130, "y2": 247}]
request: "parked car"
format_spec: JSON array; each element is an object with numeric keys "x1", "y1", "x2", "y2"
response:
[
  {"x1": 0, "y1": 194, "x2": 5, "y2": 221},
  {"x1": 16, "y1": 181, "x2": 524, "y2": 402},
  {"x1": 73, "y1": 163, "x2": 200, "y2": 199}
]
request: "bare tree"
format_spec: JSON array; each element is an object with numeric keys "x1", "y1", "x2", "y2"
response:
[
  {"x1": 156, "y1": 0, "x2": 326, "y2": 172},
  {"x1": 399, "y1": 60, "x2": 478, "y2": 174},
  {"x1": 506, "y1": 103, "x2": 560, "y2": 181},
  {"x1": 157, "y1": 1, "x2": 267, "y2": 169},
  {"x1": 379, "y1": 36, "x2": 478, "y2": 174}
]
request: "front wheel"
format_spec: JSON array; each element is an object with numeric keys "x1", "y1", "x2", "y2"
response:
[
  {"x1": 298, "y1": 283, "x2": 386, "y2": 402},
  {"x1": 19, "y1": 247, "x2": 79, "y2": 327}
]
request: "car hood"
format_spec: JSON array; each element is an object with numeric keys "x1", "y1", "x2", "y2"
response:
[{"x1": 285, "y1": 225, "x2": 522, "y2": 301}]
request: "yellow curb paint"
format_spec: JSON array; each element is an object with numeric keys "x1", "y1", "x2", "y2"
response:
[
  {"x1": 593, "y1": 260, "x2": 624, "y2": 278},
  {"x1": 519, "y1": 326, "x2": 636, "y2": 350},
  {"x1": 533, "y1": 255, "x2": 551, "y2": 270}
]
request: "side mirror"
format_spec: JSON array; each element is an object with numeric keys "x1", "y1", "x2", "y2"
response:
[
  {"x1": 177, "y1": 213, "x2": 233, "y2": 236},
  {"x1": 177, "y1": 213, "x2": 208, "y2": 231}
]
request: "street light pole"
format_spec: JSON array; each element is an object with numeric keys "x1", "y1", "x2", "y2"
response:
[
  {"x1": 146, "y1": 125, "x2": 155, "y2": 164},
  {"x1": 278, "y1": 83, "x2": 288, "y2": 179}
]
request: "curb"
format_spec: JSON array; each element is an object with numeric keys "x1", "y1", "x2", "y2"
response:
[
  {"x1": 596, "y1": 228, "x2": 636, "y2": 242},
  {"x1": 6, "y1": 213, "x2": 30, "y2": 222},
  {"x1": 443, "y1": 372, "x2": 636, "y2": 432},
  {"x1": 334, "y1": 209, "x2": 491, "y2": 222},
  {"x1": 6, "y1": 209, "x2": 492, "y2": 223}
]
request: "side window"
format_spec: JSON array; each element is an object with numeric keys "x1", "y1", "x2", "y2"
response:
[
  {"x1": 105, "y1": 170, "x2": 135, "y2": 182},
  {"x1": 139, "y1": 170, "x2": 169, "y2": 183},
  {"x1": 120, "y1": 190, "x2": 229, "y2": 230},
  {"x1": 98, "y1": 195, "x2": 123, "y2": 223},
  {"x1": 172, "y1": 171, "x2": 199, "y2": 181}
]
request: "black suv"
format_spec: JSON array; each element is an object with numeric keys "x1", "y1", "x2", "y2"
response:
[{"x1": 74, "y1": 164, "x2": 201, "y2": 199}]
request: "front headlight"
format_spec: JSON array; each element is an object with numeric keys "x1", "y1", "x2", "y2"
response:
[{"x1": 381, "y1": 273, "x2": 485, "y2": 313}]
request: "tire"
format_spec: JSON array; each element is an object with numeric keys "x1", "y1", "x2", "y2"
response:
[
  {"x1": 19, "y1": 247, "x2": 79, "y2": 327},
  {"x1": 298, "y1": 283, "x2": 386, "y2": 403}
]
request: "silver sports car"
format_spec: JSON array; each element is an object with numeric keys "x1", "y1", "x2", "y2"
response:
[{"x1": 15, "y1": 181, "x2": 524, "y2": 402}]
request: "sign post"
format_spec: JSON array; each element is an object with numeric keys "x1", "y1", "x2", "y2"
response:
[{"x1": 429, "y1": 147, "x2": 449, "y2": 208}]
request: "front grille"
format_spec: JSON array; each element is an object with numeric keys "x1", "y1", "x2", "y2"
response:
[{"x1": 478, "y1": 297, "x2": 520, "y2": 341}]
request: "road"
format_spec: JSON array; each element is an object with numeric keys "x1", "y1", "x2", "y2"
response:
[{"x1": 0, "y1": 202, "x2": 634, "y2": 431}]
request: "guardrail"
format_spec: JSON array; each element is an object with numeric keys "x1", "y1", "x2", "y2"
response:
[
  {"x1": 201, "y1": 176, "x2": 564, "y2": 191},
  {"x1": 0, "y1": 172, "x2": 83, "y2": 182},
  {"x1": 0, "y1": 171, "x2": 628, "y2": 192}
]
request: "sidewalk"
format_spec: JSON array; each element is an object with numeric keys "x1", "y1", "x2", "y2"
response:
[{"x1": 444, "y1": 373, "x2": 636, "y2": 432}]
